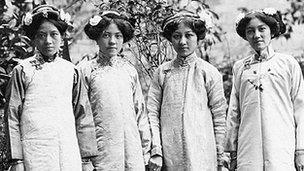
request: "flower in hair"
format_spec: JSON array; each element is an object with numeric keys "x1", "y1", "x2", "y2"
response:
[
  {"x1": 198, "y1": 10, "x2": 213, "y2": 28},
  {"x1": 59, "y1": 9, "x2": 71, "y2": 23},
  {"x1": 101, "y1": 11, "x2": 120, "y2": 16},
  {"x1": 23, "y1": 12, "x2": 33, "y2": 26},
  {"x1": 235, "y1": 12, "x2": 245, "y2": 26},
  {"x1": 263, "y1": 8, "x2": 277, "y2": 15},
  {"x1": 89, "y1": 15, "x2": 102, "y2": 26}
]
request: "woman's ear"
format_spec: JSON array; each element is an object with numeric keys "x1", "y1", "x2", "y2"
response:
[
  {"x1": 60, "y1": 38, "x2": 64, "y2": 47},
  {"x1": 271, "y1": 33, "x2": 275, "y2": 38}
]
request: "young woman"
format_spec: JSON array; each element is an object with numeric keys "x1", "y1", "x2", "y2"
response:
[
  {"x1": 78, "y1": 11, "x2": 151, "y2": 171},
  {"x1": 225, "y1": 8, "x2": 304, "y2": 171},
  {"x1": 5, "y1": 5, "x2": 97, "y2": 171},
  {"x1": 147, "y1": 10, "x2": 227, "y2": 171}
]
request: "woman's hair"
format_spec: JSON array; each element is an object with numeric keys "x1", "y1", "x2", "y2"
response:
[
  {"x1": 236, "y1": 8, "x2": 286, "y2": 40},
  {"x1": 84, "y1": 11, "x2": 135, "y2": 43},
  {"x1": 22, "y1": 5, "x2": 71, "y2": 40},
  {"x1": 162, "y1": 10, "x2": 207, "y2": 42}
]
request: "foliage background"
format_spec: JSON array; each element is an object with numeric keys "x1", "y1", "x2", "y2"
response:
[{"x1": 0, "y1": 0, "x2": 303, "y2": 170}]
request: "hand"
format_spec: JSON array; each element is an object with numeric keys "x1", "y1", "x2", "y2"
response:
[
  {"x1": 295, "y1": 151, "x2": 304, "y2": 171},
  {"x1": 149, "y1": 155, "x2": 162, "y2": 171},
  {"x1": 82, "y1": 159, "x2": 93, "y2": 171},
  {"x1": 9, "y1": 162, "x2": 25, "y2": 171},
  {"x1": 217, "y1": 165, "x2": 223, "y2": 171}
]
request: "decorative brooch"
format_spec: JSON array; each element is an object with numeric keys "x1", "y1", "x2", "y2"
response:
[
  {"x1": 263, "y1": 8, "x2": 277, "y2": 16},
  {"x1": 235, "y1": 12, "x2": 245, "y2": 27},
  {"x1": 23, "y1": 12, "x2": 33, "y2": 26},
  {"x1": 89, "y1": 15, "x2": 102, "y2": 26},
  {"x1": 23, "y1": 9, "x2": 71, "y2": 26},
  {"x1": 59, "y1": 9, "x2": 71, "y2": 23}
]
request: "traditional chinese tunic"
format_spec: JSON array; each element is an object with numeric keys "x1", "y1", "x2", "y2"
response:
[
  {"x1": 225, "y1": 47, "x2": 304, "y2": 171},
  {"x1": 77, "y1": 56, "x2": 151, "y2": 171},
  {"x1": 147, "y1": 53, "x2": 227, "y2": 171},
  {"x1": 5, "y1": 54, "x2": 97, "y2": 171}
]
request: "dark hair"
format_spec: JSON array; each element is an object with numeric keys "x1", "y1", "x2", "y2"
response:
[
  {"x1": 236, "y1": 11, "x2": 286, "y2": 40},
  {"x1": 162, "y1": 16, "x2": 206, "y2": 42},
  {"x1": 84, "y1": 12, "x2": 135, "y2": 43},
  {"x1": 22, "y1": 5, "x2": 69, "y2": 40}
]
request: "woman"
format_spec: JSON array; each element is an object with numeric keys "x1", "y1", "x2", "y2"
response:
[
  {"x1": 78, "y1": 11, "x2": 151, "y2": 170},
  {"x1": 147, "y1": 10, "x2": 227, "y2": 171},
  {"x1": 5, "y1": 5, "x2": 97, "y2": 171},
  {"x1": 225, "y1": 8, "x2": 304, "y2": 171}
]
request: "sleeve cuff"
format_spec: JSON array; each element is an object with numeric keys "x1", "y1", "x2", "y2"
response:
[
  {"x1": 151, "y1": 147, "x2": 162, "y2": 157},
  {"x1": 143, "y1": 153, "x2": 150, "y2": 165},
  {"x1": 295, "y1": 149, "x2": 304, "y2": 156}
]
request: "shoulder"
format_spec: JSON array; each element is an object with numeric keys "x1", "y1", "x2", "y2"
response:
[
  {"x1": 196, "y1": 58, "x2": 221, "y2": 74},
  {"x1": 154, "y1": 60, "x2": 174, "y2": 76},
  {"x1": 76, "y1": 57, "x2": 99, "y2": 77},
  {"x1": 77, "y1": 57, "x2": 94, "y2": 70},
  {"x1": 120, "y1": 58, "x2": 138, "y2": 75},
  {"x1": 273, "y1": 52, "x2": 302, "y2": 73},
  {"x1": 232, "y1": 55, "x2": 252, "y2": 74},
  {"x1": 18, "y1": 56, "x2": 37, "y2": 67},
  {"x1": 274, "y1": 52, "x2": 299, "y2": 65},
  {"x1": 58, "y1": 57, "x2": 76, "y2": 67}
]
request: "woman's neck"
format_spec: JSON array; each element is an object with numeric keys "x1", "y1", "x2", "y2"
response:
[
  {"x1": 177, "y1": 51, "x2": 196, "y2": 59},
  {"x1": 253, "y1": 45, "x2": 275, "y2": 61},
  {"x1": 98, "y1": 51, "x2": 119, "y2": 65},
  {"x1": 99, "y1": 51, "x2": 118, "y2": 59},
  {"x1": 39, "y1": 52, "x2": 57, "y2": 62},
  {"x1": 256, "y1": 47, "x2": 269, "y2": 57}
]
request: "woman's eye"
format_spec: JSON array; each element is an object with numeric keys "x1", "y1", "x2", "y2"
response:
[
  {"x1": 102, "y1": 33, "x2": 110, "y2": 38},
  {"x1": 51, "y1": 32, "x2": 60, "y2": 37},
  {"x1": 172, "y1": 34, "x2": 181, "y2": 39},
  {"x1": 115, "y1": 34, "x2": 123, "y2": 39},
  {"x1": 185, "y1": 34, "x2": 194, "y2": 38},
  {"x1": 246, "y1": 30, "x2": 254, "y2": 35},
  {"x1": 259, "y1": 27, "x2": 266, "y2": 32},
  {"x1": 37, "y1": 33, "x2": 46, "y2": 39}
]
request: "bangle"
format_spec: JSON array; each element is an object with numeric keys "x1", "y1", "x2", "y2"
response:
[
  {"x1": 82, "y1": 158, "x2": 91, "y2": 163},
  {"x1": 10, "y1": 160, "x2": 23, "y2": 165},
  {"x1": 295, "y1": 150, "x2": 304, "y2": 156}
]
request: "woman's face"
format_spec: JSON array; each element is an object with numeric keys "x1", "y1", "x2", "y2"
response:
[
  {"x1": 171, "y1": 22, "x2": 198, "y2": 58},
  {"x1": 245, "y1": 18, "x2": 272, "y2": 52},
  {"x1": 34, "y1": 21, "x2": 62, "y2": 57},
  {"x1": 97, "y1": 22, "x2": 124, "y2": 58}
]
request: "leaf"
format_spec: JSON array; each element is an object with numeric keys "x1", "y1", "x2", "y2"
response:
[{"x1": 0, "y1": 67, "x2": 6, "y2": 74}]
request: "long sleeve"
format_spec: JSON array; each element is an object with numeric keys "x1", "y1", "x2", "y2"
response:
[
  {"x1": 72, "y1": 68, "x2": 98, "y2": 158},
  {"x1": 206, "y1": 68, "x2": 228, "y2": 158},
  {"x1": 133, "y1": 73, "x2": 151, "y2": 165},
  {"x1": 291, "y1": 60, "x2": 304, "y2": 150},
  {"x1": 225, "y1": 65, "x2": 241, "y2": 152},
  {"x1": 4, "y1": 65, "x2": 25, "y2": 161},
  {"x1": 147, "y1": 68, "x2": 163, "y2": 157}
]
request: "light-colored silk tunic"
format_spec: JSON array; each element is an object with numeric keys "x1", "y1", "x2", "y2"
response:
[
  {"x1": 5, "y1": 54, "x2": 97, "y2": 171},
  {"x1": 147, "y1": 53, "x2": 227, "y2": 171},
  {"x1": 78, "y1": 56, "x2": 151, "y2": 171},
  {"x1": 226, "y1": 47, "x2": 304, "y2": 171}
]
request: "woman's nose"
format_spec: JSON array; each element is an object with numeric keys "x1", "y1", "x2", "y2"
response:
[
  {"x1": 45, "y1": 35, "x2": 52, "y2": 44},
  {"x1": 109, "y1": 35, "x2": 116, "y2": 44},
  {"x1": 253, "y1": 30, "x2": 261, "y2": 38},
  {"x1": 179, "y1": 36, "x2": 187, "y2": 44}
]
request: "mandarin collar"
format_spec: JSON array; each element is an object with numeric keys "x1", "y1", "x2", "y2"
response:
[
  {"x1": 97, "y1": 52, "x2": 121, "y2": 67},
  {"x1": 174, "y1": 52, "x2": 197, "y2": 67},
  {"x1": 251, "y1": 45, "x2": 275, "y2": 62},
  {"x1": 35, "y1": 51, "x2": 59, "y2": 64}
]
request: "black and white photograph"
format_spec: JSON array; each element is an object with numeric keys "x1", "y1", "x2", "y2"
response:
[{"x1": 0, "y1": 0, "x2": 304, "y2": 170}]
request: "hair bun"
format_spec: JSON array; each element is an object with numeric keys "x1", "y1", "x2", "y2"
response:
[{"x1": 273, "y1": 11, "x2": 286, "y2": 35}]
